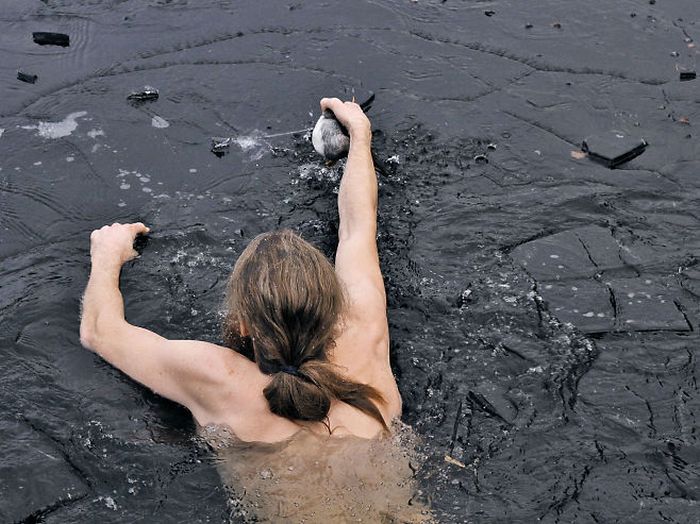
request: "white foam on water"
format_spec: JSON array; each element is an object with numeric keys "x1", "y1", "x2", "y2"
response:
[
  {"x1": 23, "y1": 111, "x2": 88, "y2": 139},
  {"x1": 151, "y1": 115, "x2": 170, "y2": 128}
]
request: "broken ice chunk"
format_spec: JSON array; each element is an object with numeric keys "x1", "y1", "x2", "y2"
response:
[{"x1": 581, "y1": 131, "x2": 647, "y2": 168}]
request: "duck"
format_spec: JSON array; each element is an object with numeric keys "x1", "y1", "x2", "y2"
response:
[{"x1": 312, "y1": 93, "x2": 375, "y2": 163}]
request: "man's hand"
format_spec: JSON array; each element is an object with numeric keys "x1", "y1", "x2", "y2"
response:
[
  {"x1": 90, "y1": 222, "x2": 150, "y2": 267},
  {"x1": 320, "y1": 97, "x2": 371, "y2": 143}
]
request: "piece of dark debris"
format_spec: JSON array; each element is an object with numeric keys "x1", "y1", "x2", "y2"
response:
[
  {"x1": 127, "y1": 86, "x2": 159, "y2": 101},
  {"x1": 32, "y1": 32, "x2": 70, "y2": 47},
  {"x1": 211, "y1": 137, "x2": 232, "y2": 156},
  {"x1": 17, "y1": 71, "x2": 37, "y2": 84}
]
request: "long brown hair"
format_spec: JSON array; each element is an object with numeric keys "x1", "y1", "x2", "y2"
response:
[{"x1": 222, "y1": 230, "x2": 388, "y2": 431}]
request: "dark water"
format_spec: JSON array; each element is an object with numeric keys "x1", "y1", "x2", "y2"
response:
[{"x1": 1, "y1": 0, "x2": 699, "y2": 522}]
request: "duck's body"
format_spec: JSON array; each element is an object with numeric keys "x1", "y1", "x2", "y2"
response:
[
  {"x1": 312, "y1": 110, "x2": 350, "y2": 162},
  {"x1": 312, "y1": 93, "x2": 375, "y2": 162}
]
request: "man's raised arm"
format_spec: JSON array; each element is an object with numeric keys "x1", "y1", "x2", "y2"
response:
[{"x1": 320, "y1": 98, "x2": 386, "y2": 322}]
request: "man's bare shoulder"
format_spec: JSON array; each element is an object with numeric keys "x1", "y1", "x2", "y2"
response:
[
  {"x1": 173, "y1": 340, "x2": 258, "y2": 382},
  {"x1": 331, "y1": 321, "x2": 401, "y2": 421},
  {"x1": 166, "y1": 340, "x2": 263, "y2": 412}
]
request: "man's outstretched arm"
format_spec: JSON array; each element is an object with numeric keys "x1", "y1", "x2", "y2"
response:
[
  {"x1": 322, "y1": 98, "x2": 400, "y2": 417},
  {"x1": 79, "y1": 223, "x2": 236, "y2": 423},
  {"x1": 321, "y1": 99, "x2": 387, "y2": 334}
]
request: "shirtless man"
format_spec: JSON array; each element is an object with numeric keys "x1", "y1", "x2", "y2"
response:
[{"x1": 80, "y1": 97, "x2": 402, "y2": 443}]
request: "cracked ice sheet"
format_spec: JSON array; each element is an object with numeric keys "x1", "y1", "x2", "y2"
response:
[
  {"x1": 0, "y1": 418, "x2": 88, "y2": 522},
  {"x1": 512, "y1": 227, "x2": 690, "y2": 333},
  {"x1": 540, "y1": 279, "x2": 615, "y2": 334},
  {"x1": 609, "y1": 278, "x2": 690, "y2": 332},
  {"x1": 511, "y1": 226, "x2": 627, "y2": 281}
]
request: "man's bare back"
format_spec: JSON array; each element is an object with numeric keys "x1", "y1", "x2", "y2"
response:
[{"x1": 79, "y1": 98, "x2": 427, "y2": 521}]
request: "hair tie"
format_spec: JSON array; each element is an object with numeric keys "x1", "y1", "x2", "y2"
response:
[{"x1": 279, "y1": 365, "x2": 301, "y2": 377}]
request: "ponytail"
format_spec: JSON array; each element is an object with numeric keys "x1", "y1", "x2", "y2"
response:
[{"x1": 264, "y1": 359, "x2": 388, "y2": 432}]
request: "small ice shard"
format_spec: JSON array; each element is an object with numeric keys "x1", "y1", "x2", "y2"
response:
[{"x1": 151, "y1": 116, "x2": 169, "y2": 128}]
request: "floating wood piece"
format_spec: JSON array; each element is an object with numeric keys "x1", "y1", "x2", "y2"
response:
[
  {"x1": 32, "y1": 32, "x2": 70, "y2": 47},
  {"x1": 127, "y1": 86, "x2": 159, "y2": 101},
  {"x1": 17, "y1": 71, "x2": 38, "y2": 84},
  {"x1": 444, "y1": 454, "x2": 466, "y2": 468},
  {"x1": 211, "y1": 136, "x2": 232, "y2": 156}
]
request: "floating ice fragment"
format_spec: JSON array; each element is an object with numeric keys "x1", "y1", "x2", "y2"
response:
[
  {"x1": 23, "y1": 111, "x2": 87, "y2": 139},
  {"x1": 87, "y1": 128, "x2": 105, "y2": 139},
  {"x1": 96, "y1": 496, "x2": 117, "y2": 510},
  {"x1": 151, "y1": 115, "x2": 170, "y2": 128}
]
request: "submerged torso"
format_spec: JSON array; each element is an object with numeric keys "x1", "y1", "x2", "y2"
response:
[{"x1": 200, "y1": 420, "x2": 433, "y2": 523}]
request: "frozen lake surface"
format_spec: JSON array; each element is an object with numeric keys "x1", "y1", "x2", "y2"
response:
[{"x1": 1, "y1": 0, "x2": 699, "y2": 522}]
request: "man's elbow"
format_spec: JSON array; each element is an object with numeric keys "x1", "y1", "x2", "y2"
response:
[
  {"x1": 79, "y1": 321, "x2": 97, "y2": 351},
  {"x1": 79, "y1": 314, "x2": 111, "y2": 352}
]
